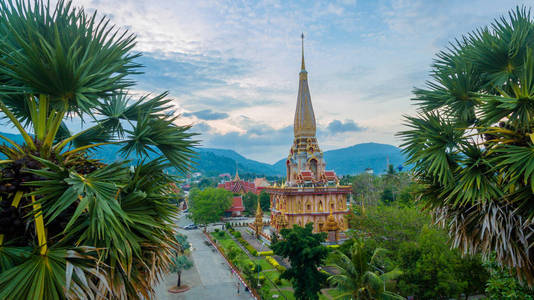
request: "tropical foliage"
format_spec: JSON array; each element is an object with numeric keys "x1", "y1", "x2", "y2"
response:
[
  {"x1": 348, "y1": 174, "x2": 490, "y2": 299},
  {"x1": 272, "y1": 223, "x2": 329, "y2": 300},
  {"x1": 399, "y1": 6, "x2": 534, "y2": 284},
  {"x1": 170, "y1": 256, "x2": 193, "y2": 288},
  {"x1": 328, "y1": 238, "x2": 403, "y2": 300},
  {"x1": 188, "y1": 187, "x2": 232, "y2": 228},
  {"x1": 484, "y1": 257, "x2": 534, "y2": 299},
  {"x1": 0, "y1": 1, "x2": 196, "y2": 299}
]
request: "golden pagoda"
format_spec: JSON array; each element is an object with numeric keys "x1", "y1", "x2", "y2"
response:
[
  {"x1": 266, "y1": 34, "x2": 351, "y2": 237},
  {"x1": 325, "y1": 207, "x2": 339, "y2": 242},
  {"x1": 254, "y1": 197, "x2": 263, "y2": 237}
]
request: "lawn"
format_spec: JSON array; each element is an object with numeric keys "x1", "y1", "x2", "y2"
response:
[
  {"x1": 262, "y1": 270, "x2": 292, "y2": 287},
  {"x1": 256, "y1": 258, "x2": 273, "y2": 271}
]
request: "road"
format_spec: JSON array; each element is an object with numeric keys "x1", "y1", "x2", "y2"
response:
[{"x1": 155, "y1": 214, "x2": 254, "y2": 300}]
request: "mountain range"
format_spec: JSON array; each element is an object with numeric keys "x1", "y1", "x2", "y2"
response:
[{"x1": 0, "y1": 131, "x2": 407, "y2": 177}]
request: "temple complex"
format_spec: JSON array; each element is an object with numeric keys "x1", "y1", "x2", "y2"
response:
[
  {"x1": 218, "y1": 169, "x2": 249, "y2": 217},
  {"x1": 266, "y1": 34, "x2": 351, "y2": 241},
  {"x1": 218, "y1": 169, "x2": 257, "y2": 194}
]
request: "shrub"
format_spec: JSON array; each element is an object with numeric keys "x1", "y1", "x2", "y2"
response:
[
  {"x1": 214, "y1": 228, "x2": 220, "y2": 233},
  {"x1": 227, "y1": 245, "x2": 240, "y2": 261},
  {"x1": 236, "y1": 237, "x2": 258, "y2": 256},
  {"x1": 232, "y1": 231, "x2": 242, "y2": 238},
  {"x1": 266, "y1": 256, "x2": 286, "y2": 272},
  {"x1": 274, "y1": 275, "x2": 282, "y2": 285},
  {"x1": 258, "y1": 251, "x2": 274, "y2": 256}
]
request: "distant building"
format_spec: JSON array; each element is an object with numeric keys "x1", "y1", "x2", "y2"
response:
[
  {"x1": 218, "y1": 169, "x2": 257, "y2": 217},
  {"x1": 218, "y1": 169, "x2": 258, "y2": 194},
  {"x1": 254, "y1": 177, "x2": 270, "y2": 193},
  {"x1": 364, "y1": 168, "x2": 373, "y2": 174},
  {"x1": 226, "y1": 196, "x2": 245, "y2": 217},
  {"x1": 266, "y1": 35, "x2": 351, "y2": 243}
]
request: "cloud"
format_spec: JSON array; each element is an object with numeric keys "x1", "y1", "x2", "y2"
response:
[
  {"x1": 67, "y1": 0, "x2": 520, "y2": 162},
  {"x1": 326, "y1": 119, "x2": 365, "y2": 134},
  {"x1": 183, "y1": 109, "x2": 229, "y2": 120}
]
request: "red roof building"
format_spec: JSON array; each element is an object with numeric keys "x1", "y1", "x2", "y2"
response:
[
  {"x1": 217, "y1": 169, "x2": 258, "y2": 195},
  {"x1": 219, "y1": 169, "x2": 258, "y2": 216},
  {"x1": 226, "y1": 196, "x2": 245, "y2": 216}
]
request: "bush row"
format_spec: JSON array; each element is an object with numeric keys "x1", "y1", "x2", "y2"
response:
[
  {"x1": 266, "y1": 256, "x2": 286, "y2": 272},
  {"x1": 237, "y1": 237, "x2": 258, "y2": 256},
  {"x1": 257, "y1": 250, "x2": 274, "y2": 256},
  {"x1": 228, "y1": 228, "x2": 260, "y2": 256}
]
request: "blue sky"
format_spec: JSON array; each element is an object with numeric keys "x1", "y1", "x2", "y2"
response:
[{"x1": 32, "y1": 1, "x2": 534, "y2": 162}]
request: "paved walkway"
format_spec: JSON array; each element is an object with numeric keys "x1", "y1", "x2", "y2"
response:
[
  {"x1": 155, "y1": 215, "x2": 254, "y2": 300},
  {"x1": 237, "y1": 228, "x2": 271, "y2": 253}
]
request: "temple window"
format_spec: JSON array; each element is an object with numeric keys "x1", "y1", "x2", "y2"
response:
[
  {"x1": 330, "y1": 202, "x2": 335, "y2": 211},
  {"x1": 310, "y1": 159, "x2": 318, "y2": 178},
  {"x1": 319, "y1": 200, "x2": 323, "y2": 212}
]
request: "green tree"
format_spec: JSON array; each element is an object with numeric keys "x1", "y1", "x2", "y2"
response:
[
  {"x1": 193, "y1": 177, "x2": 217, "y2": 190},
  {"x1": 328, "y1": 238, "x2": 404, "y2": 300},
  {"x1": 0, "y1": 1, "x2": 196, "y2": 299},
  {"x1": 189, "y1": 187, "x2": 232, "y2": 229},
  {"x1": 397, "y1": 226, "x2": 466, "y2": 298},
  {"x1": 485, "y1": 257, "x2": 534, "y2": 300},
  {"x1": 380, "y1": 187, "x2": 395, "y2": 205},
  {"x1": 259, "y1": 190, "x2": 271, "y2": 211},
  {"x1": 399, "y1": 7, "x2": 534, "y2": 283},
  {"x1": 350, "y1": 205, "x2": 489, "y2": 298},
  {"x1": 242, "y1": 191, "x2": 258, "y2": 215},
  {"x1": 271, "y1": 223, "x2": 328, "y2": 300},
  {"x1": 351, "y1": 173, "x2": 379, "y2": 207},
  {"x1": 176, "y1": 233, "x2": 191, "y2": 253},
  {"x1": 349, "y1": 205, "x2": 431, "y2": 251},
  {"x1": 170, "y1": 255, "x2": 193, "y2": 288}
]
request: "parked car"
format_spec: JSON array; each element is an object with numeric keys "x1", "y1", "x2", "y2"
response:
[{"x1": 184, "y1": 224, "x2": 198, "y2": 230}]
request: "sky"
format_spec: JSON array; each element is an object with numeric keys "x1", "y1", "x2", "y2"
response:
[{"x1": 24, "y1": 0, "x2": 534, "y2": 163}]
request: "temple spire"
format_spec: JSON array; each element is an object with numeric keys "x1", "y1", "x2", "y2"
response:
[
  {"x1": 294, "y1": 33, "x2": 316, "y2": 138},
  {"x1": 234, "y1": 161, "x2": 240, "y2": 181},
  {"x1": 301, "y1": 32, "x2": 305, "y2": 71}
]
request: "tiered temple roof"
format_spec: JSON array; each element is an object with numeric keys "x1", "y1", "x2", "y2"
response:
[{"x1": 217, "y1": 169, "x2": 258, "y2": 194}]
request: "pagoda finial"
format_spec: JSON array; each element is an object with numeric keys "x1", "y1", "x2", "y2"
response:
[
  {"x1": 301, "y1": 32, "x2": 305, "y2": 71},
  {"x1": 234, "y1": 161, "x2": 240, "y2": 181},
  {"x1": 294, "y1": 32, "x2": 316, "y2": 138}
]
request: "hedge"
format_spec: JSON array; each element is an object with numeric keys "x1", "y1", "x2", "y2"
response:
[
  {"x1": 258, "y1": 250, "x2": 274, "y2": 256},
  {"x1": 236, "y1": 236, "x2": 258, "y2": 256},
  {"x1": 266, "y1": 256, "x2": 286, "y2": 272}
]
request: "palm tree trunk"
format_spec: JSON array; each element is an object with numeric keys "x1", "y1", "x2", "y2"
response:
[{"x1": 177, "y1": 271, "x2": 182, "y2": 287}]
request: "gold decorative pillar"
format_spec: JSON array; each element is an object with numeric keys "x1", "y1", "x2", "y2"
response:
[
  {"x1": 325, "y1": 207, "x2": 339, "y2": 242},
  {"x1": 254, "y1": 197, "x2": 263, "y2": 238}
]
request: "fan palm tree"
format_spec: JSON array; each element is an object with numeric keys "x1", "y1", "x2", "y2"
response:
[
  {"x1": 328, "y1": 239, "x2": 403, "y2": 300},
  {"x1": 0, "y1": 1, "x2": 196, "y2": 299},
  {"x1": 399, "y1": 6, "x2": 534, "y2": 285}
]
